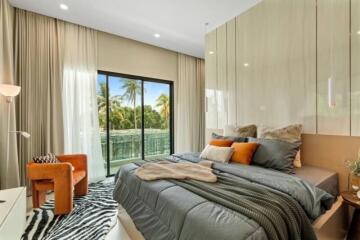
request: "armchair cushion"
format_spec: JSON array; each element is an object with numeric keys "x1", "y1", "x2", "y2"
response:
[
  {"x1": 56, "y1": 154, "x2": 87, "y2": 172},
  {"x1": 27, "y1": 162, "x2": 73, "y2": 180},
  {"x1": 73, "y1": 170, "x2": 86, "y2": 184}
]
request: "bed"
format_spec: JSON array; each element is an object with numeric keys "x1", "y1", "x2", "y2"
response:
[
  {"x1": 294, "y1": 165, "x2": 338, "y2": 197},
  {"x1": 113, "y1": 153, "x2": 337, "y2": 240}
]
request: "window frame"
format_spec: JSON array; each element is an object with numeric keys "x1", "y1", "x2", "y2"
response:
[{"x1": 98, "y1": 70, "x2": 174, "y2": 177}]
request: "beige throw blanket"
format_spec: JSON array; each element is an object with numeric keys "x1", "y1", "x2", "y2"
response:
[{"x1": 135, "y1": 160, "x2": 217, "y2": 182}]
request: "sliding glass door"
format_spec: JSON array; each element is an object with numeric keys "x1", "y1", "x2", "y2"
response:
[
  {"x1": 143, "y1": 82, "x2": 172, "y2": 160},
  {"x1": 97, "y1": 71, "x2": 174, "y2": 176}
]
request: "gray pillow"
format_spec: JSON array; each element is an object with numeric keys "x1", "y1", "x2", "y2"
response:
[
  {"x1": 212, "y1": 133, "x2": 247, "y2": 143},
  {"x1": 248, "y1": 137, "x2": 300, "y2": 174}
]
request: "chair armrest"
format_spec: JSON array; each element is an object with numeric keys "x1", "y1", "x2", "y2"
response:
[
  {"x1": 56, "y1": 154, "x2": 87, "y2": 172},
  {"x1": 27, "y1": 162, "x2": 72, "y2": 180}
]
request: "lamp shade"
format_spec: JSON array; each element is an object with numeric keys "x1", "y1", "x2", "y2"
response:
[
  {"x1": 0, "y1": 84, "x2": 21, "y2": 97},
  {"x1": 20, "y1": 132, "x2": 31, "y2": 138}
]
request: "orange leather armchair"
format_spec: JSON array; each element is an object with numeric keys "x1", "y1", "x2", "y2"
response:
[{"x1": 27, "y1": 154, "x2": 88, "y2": 215}]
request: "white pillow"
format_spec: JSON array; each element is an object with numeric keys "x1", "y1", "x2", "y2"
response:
[{"x1": 200, "y1": 145, "x2": 234, "y2": 163}]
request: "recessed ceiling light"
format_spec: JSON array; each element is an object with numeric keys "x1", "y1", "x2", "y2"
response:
[
  {"x1": 209, "y1": 51, "x2": 214, "y2": 55},
  {"x1": 357, "y1": 30, "x2": 360, "y2": 35},
  {"x1": 243, "y1": 63, "x2": 249, "y2": 67},
  {"x1": 60, "y1": 3, "x2": 69, "y2": 10},
  {"x1": 154, "y1": 33, "x2": 160, "y2": 38}
]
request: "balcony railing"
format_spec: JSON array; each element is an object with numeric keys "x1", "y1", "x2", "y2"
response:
[{"x1": 100, "y1": 129, "x2": 170, "y2": 165}]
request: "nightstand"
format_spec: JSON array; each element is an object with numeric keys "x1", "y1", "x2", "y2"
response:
[
  {"x1": 341, "y1": 191, "x2": 360, "y2": 240},
  {"x1": 0, "y1": 187, "x2": 26, "y2": 239}
]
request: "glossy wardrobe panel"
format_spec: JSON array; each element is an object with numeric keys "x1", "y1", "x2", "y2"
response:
[
  {"x1": 216, "y1": 25, "x2": 228, "y2": 129},
  {"x1": 205, "y1": 30, "x2": 218, "y2": 129},
  {"x1": 351, "y1": 0, "x2": 360, "y2": 136},
  {"x1": 235, "y1": 0, "x2": 316, "y2": 132},
  {"x1": 226, "y1": 19, "x2": 237, "y2": 125},
  {"x1": 317, "y1": 0, "x2": 350, "y2": 135},
  {"x1": 204, "y1": 0, "x2": 358, "y2": 136}
]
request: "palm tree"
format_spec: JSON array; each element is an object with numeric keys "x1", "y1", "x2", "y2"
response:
[
  {"x1": 97, "y1": 82, "x2": 107, "y2": 129},
  {"x1": 97, "y1": 82, "x2": 124, "y2": 129},
  {"x1": 155, "y1": 94, "x2": 170, "y2": 128},
  {"x1": 108, "y1": 95, "x2": 124, "y2": 129},
  {"x1": 122, "y1": 79, "x2": 141, "y2": 129},
  {"x1": 97, "y1": 82, "x2": 107, "y2": 111}
]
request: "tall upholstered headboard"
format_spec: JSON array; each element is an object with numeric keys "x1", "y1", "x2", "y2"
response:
[{"x1": 205, "y1": 129, "x2": 360, "y2": 192}]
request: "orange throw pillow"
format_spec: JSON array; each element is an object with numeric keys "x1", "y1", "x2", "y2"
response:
[
  {"x1": 209, "y1": 139, "x2": 234, "y2": 147},
  {"x1": 230, "y1": 142, "x2": 259, "y2": 165}
]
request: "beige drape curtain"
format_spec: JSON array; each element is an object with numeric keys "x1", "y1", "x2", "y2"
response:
[
  {"x1": 14, "y1": 10, "x2": 64, "y2": 185},
  {"x1": 14, "y1": 10, "x2": 102, "y2": 184},
  {"x1": 175, "y1": 54, "x2": 205, "y2": 152},
  {"x1": 0, "y1": 0, "x2": 20, "y2": 189}
]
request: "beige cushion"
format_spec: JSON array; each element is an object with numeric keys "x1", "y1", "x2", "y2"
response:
[
  {"x1": 200, "y1": 145, "x2": 234, "y2": 163},
  {"x1": 294, "y1": 152, "x2": 301, "y2": 168},
  {"x1": 224, "y1": 124, "x2": 257, "y2": 138},
  {"x1": 258, "y1": 124, "x2": 302, "y2": 143},
  {"x1": 258, "y1": 124, "x2": 302, "y2": 167}
]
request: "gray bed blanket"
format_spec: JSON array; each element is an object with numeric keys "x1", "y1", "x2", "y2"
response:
[{"x1": 113, "y1": 154, "x2": 334, "y2": 240}]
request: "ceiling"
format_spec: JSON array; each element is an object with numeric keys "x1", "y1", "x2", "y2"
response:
[{"x1": 9, "y1": 0, "x2": 261, "y2": 58}]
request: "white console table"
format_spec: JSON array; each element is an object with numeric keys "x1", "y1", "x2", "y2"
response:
[{"x1": 0, "y1": 187, "x2": 26, "y2": 240}]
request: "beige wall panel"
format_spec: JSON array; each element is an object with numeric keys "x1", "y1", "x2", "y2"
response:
[
  {"x1": 235, "y1": 0, "x2": 316, "y2": 132},
  {"x1": 351, "y1": 0, "x2": 360, "y2": 136},
  {"x1": 205, "y1": 30, "x2": 218, "y2": 129},
  {"x1": 317, "y1": 0, "x2": 350, "y2": 135},
  {"x1": 226, "y1": 19, "x2": 237, "y2": 125},
  {"x1": 98, "y1": 31, "x2": 178, "y2": 81},
  {"x1": 216, "y1": 25, "x2": 228, "y2": 129}
]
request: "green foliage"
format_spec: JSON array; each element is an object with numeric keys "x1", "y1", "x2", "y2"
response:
[
  {"x1": 98, "y1": 103, "x2": 167, "y2": 130},
  {"x1": 97, "y1": 80, "x2": 170, "y2": 131},
  {"x1": 345, "y1": 149, "x2": 360, "y2": 176},
  {"x1": 143, "y1": 105, "x2": 162, "y2": 129},
  {"x1": 155, "y1": 94, "x2": 170, "y2": 129},
  {"x1": 122, "y1": 79, "x2": 141, "y2": 129},
  {"x1": 97, "y1": 82, "x2": 126, "y2": 130}
]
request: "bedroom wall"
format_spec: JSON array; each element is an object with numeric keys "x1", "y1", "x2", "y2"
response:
[
  {"x1": 98, "y1": 31, "x2": 178, "y2": 81},
  {"x1": 205, "y1": 0, "x2": 358, "y2": 137}
]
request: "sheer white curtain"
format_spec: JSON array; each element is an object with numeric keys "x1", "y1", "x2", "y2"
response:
[
  {"x1": 62, "y1": 23, "x2": 105, "y2": 182},
  {"x1": 175, "y1": 54, "x2": 205, "y2": 153}
]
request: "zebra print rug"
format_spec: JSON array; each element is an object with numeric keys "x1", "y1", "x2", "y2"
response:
[{"x1": 22, "y1": 179, "x2": 118, "y2": 240}]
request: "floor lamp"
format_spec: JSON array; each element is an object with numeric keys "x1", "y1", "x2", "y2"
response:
[{"x1": 0, "y1": 84, "x2": 30, "y2": 188}]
